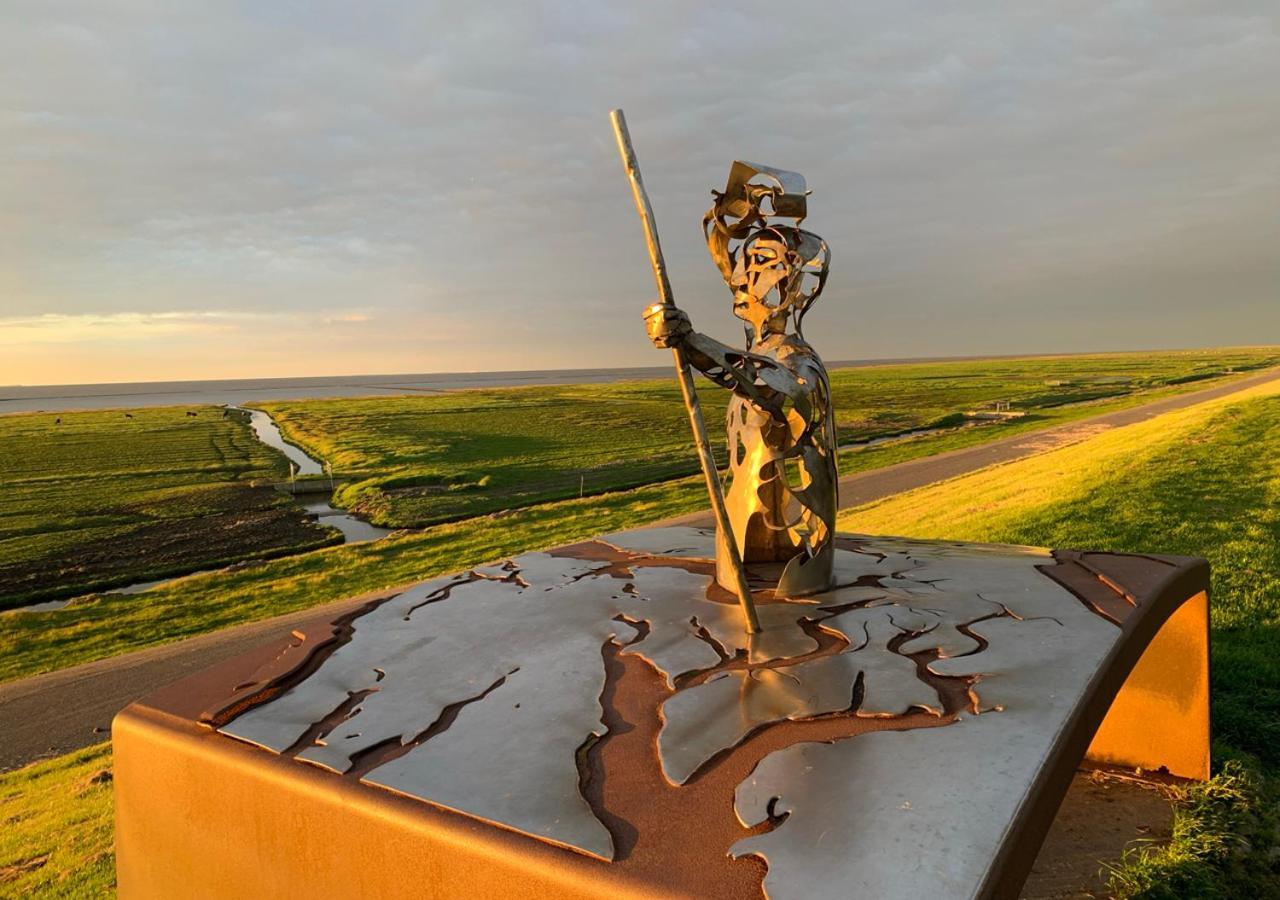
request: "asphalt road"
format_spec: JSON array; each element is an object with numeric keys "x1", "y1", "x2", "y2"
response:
[
  {"x1": 3, "y1": 365, "x2": 1277, "y2": 772},
  {"x1": 0, "y1": 591, "x2": 390, "y2": 772}
]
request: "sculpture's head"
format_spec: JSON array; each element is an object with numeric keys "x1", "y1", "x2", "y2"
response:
[{"x1": 704, "y1": 161, "x2": 829, "y2": 342}]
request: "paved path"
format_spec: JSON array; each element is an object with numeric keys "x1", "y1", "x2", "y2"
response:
[
  {"x1": 0, "y1": 592, "x2": 384, "y2": 771},
  {"x1": 3, "y1": 366, "x2": 1277, "y2": 772}
]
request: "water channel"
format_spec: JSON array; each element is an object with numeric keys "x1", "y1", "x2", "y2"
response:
[
  {"x1": 5, "y1": 407, "x2": 394, "y2": 614},
  {"x1": 231, "y1": 406, "x2": 396, "y2": 543},
  {"x1": 240, "y1": 407, "x2": 323, "y2": 475}
]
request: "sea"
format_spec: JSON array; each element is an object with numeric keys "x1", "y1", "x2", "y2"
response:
[{"x1": 1, "y1": 355, "x2": 1013, "y2": 415}]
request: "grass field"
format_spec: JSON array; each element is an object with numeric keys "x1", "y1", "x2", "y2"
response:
[
  {"x1": 839, "y1": 382, "x2": 1280, "y2": 896},
  {"x1": 3, "y1": 349, "x2": 1278, "y2": 684},
  {"x1": 0, "y1": 744, "x2": 114, "y2": 896},
  {"x1": 3, "y1": 348, "x2": 1279, "y2": 680},
  {"x1": 262, "y1": 348, "x2": 1280, "y2": 527},
  {"x1": 0, "y1": 475, "x2": 709, "y2": 684},
  {"x1": 7, "y1": 374, "x2": 1280, "y2": 896},
  {"x1": 2, "y1": 348, "x2": 1273, "y2": 614},
  {"x1": 0, "y1": 407, "x2": 338, "y2": 609}
]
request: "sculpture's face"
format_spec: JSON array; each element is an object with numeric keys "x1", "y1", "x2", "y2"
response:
[
  {"x1": 730, "y1": 231, "x2": 796, "y2": 338},
  {"x1": 729, "y1": 226, "x2": 829, "y2": 342}
]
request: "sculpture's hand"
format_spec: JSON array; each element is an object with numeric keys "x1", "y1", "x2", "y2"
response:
[{"x1": 643, "y1": 303, "x2": 692, "y2": 349}]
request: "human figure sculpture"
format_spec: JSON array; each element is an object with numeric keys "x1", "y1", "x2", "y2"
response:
[{"x1": 644, "y1": 161, "x2": 837, "y2": 597}]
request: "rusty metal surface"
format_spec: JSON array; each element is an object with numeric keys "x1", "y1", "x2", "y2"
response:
[
  {"x1": 215, "y1": 529, "x2": 1108, "y2": 864},
  {"x1": 659, "y1": 605, "x2": 943, "y2": 785},
  {"x1": 728, "y1": 549, "x2": 1126, "y2": 899},
  {"x1": 598, "y1": 525, "x2": 716, "y2": 560},
  {"x1": 167, "y1": 526, "x2": 1208, "y2": 898},
  {"x1": 224, "y1": 555, "x2": 620, "y2": 859}
]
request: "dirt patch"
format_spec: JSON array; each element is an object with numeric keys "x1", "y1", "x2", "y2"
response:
[
  {"x1": 1010, "y1": 423, "x2": 1115, "y2": 455},
  {"x1": 0, "y1": 485, "x2": 338, "y2": 609},
  {"x1": 78, "y1": 769, "x2": 113, "y2": 793},
  {"x1": 0, "y1": 853, "x2": 49, "y2": 882},
  {"x1": 1023, "y1": 769, "x2": 1176, "y2": 898}
]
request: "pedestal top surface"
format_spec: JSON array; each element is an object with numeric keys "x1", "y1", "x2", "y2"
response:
[{"x1": 153, "y1": 526, "x2": 1203, "y2": 899}]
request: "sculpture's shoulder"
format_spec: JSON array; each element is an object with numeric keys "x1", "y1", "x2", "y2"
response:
[{"x1": 768, "y1": 336, "x2": 828, "y2": 383}]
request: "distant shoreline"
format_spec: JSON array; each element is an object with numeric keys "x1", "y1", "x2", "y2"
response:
[{"x1": 3, "y1": 348, "x2": 1269, "y2": 414}]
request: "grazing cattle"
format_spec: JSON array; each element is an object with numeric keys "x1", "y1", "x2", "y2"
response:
[
  {"x1": 124, "y1": 413, "x2": 134, "y2": 419},
  {"x1": 186, "y1": 411, "x2": 198, "y2": 417}
]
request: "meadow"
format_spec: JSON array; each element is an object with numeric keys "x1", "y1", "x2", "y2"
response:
[
  {"x1": 6, "y1": 370, "x2": 1280, "y2": 896},
  {"x1": 0, "y1": 407, "x2": 337, "y2": 609},
  {"x1": 262, "y1": 347, "x2": 1280, "y2": 528},
  {"x1": 0, "y1": 744, "x2": 113, "y2": 896},
  {"x1": 3, "y1": 348, "x2": 1278, "y2": 679},
  {"x1": 839, "y1": 382, "x2": 1280, "y2": 896}
]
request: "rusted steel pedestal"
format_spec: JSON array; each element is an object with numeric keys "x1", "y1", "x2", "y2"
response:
[{"x1": 114, "y1": 527, "x2": 1209, "y2": 899}]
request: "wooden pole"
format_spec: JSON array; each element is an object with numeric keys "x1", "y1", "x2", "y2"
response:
[{"x1": 609, "y1": 108, "x2": 761, "y2": 634}]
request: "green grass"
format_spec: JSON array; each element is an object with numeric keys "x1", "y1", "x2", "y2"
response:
[
  {"x1": 5, "y1": 349, "x2": 1277, "y2": 684},
  {"x1": 1106, "y1": 749, "x2": 1280, "y2": 899},
  {"x1": 0, "y1": 743, "x2": 114, "y2": 897},
  {"x1": 830, "y1": 369, "x2": 1267, "y2": 480},
  {"x1": 0, "y1": 407, "x2": 337, "y2": 608},
  {"x1": 3, "y1": 349, "x2": 1279, "y2": 679},
  {"x1": 0, "y1": 476, "x2": 709, "y2": 684},
  {"x1": 4, "y1": 351, "x2": 1280, "y2": 896},
  {"x1": 262, "y1": 348, "x2": 1280, "y2": 527},
  {"x1": 840, "y1": 382, "x2": 1280, "y2": 896},
  {"x1": 2, "y1": 348, "x2": 1272, "y2": 612}
]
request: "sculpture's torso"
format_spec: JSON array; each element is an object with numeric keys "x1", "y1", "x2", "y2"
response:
[{"x1": 718, "y1": 335, "x2": 838, "y2": 596}]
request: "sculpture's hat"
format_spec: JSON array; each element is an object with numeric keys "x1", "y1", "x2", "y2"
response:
[{"x1": 719, "y1": 161, "x2": 809, "y2": 222}]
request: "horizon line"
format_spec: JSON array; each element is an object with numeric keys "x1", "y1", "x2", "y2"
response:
[{"x1": 7, "y1": 344, "x2": 1278, "y2": 393}]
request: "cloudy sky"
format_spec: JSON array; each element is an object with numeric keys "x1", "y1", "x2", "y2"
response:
[{"x1": 2, "y1": 1, "x2": 1277, "y2": 385}]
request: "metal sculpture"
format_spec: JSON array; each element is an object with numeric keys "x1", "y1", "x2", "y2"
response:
[{"x1": 643, "y1": 161, "x2": 838, "y2": 596}]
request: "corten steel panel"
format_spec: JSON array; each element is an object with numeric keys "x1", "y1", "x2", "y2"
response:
[
  {"x1": 113, "y1": 708, "x2": 665, "y2": 900},
  {"x1": 114, "y1": 530, "x2": 1209, "y2": 900},
  {"x1": 1087, "y1": 590, "x2": 1210, "y2": 779}
]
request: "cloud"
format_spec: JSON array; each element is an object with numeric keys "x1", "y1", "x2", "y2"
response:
[
  {"x1": 0, "y1": 312, "x2": 243, "y2": 344},
  {"x1": 0, "y1": 1, "x2": 1277, "y2": 384},
  {"x1": 0, "y1": 310, "x2": 371, "y2": 344}
]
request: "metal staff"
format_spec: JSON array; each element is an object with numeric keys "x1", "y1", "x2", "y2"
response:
[{"x1": 609, "y1": 108, "x2": 761, "y2": 634}]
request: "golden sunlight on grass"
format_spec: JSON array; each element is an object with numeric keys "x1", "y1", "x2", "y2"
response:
[
  {"x1": 838, "y1": 378, "x2": 1280, "y2": 542},
  {"x1": 0, "y1": 743, "x2": 115, "y2": 896}
]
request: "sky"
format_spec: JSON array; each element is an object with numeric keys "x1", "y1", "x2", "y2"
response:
[{"x1": 2, "y1": 1, "x2": 1277, "y2": 385}]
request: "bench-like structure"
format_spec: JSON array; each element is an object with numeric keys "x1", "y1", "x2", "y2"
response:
[{"x1": 114, "y1": 526, "x2": 1208, "y2": 899}]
